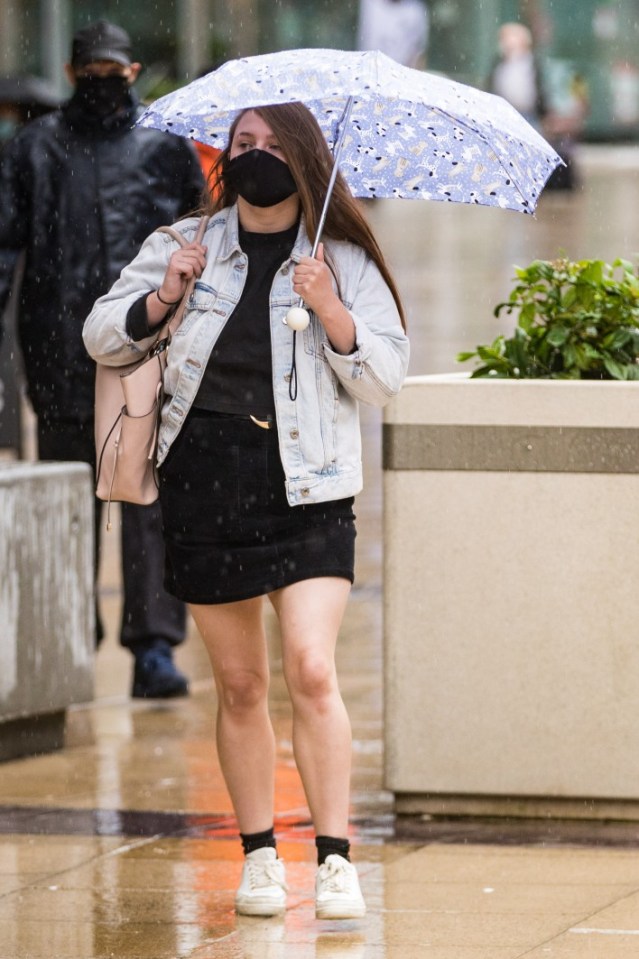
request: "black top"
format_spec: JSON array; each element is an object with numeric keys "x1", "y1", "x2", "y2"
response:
[{"x1": 193, "y1": 221, "x2": 299, "y2": 419}]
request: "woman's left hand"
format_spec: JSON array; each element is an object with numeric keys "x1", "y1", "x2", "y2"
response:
[
  {"x1": 292, "y1": 244, "x2": 339, "y2": 315},
  {"x1": 292, "y1": 243, "x2": 356, "y2": 355}
]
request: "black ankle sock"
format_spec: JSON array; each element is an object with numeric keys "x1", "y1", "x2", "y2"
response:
[
  {"x1": 240, "y1": 826, "x2": 277, "y2": 856},
  {"x1": 315, "y1": 835, "x2": 350, "y2": 865}
]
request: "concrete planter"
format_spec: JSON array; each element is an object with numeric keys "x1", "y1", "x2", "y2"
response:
[
  {"x1": 0, "y1": 462, "x2": 94, "y2": 760},
  {"x1": 383, "y1": 374, "x2": 639, "y2": 819}
]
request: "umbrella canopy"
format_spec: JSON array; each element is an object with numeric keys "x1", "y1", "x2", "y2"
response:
[{"x1": 138, "y1": 48, "x2": 562, "y2": 216}]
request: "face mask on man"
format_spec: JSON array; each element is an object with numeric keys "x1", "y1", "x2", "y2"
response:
[
  {"x1": 74, "y1": 74, "x2": 131, "y2": 118},
  {"x1": 226, "y1": 148, "x2": 298, "y2": 208}
]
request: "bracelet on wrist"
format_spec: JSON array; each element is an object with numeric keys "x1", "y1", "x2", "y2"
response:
[{"x1": 156, "y1": 288, "x2": 182, "y2": 307}]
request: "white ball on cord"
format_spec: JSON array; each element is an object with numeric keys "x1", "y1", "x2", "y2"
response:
[{"x1": 285, "y1": 306, "x2": 311, "y2": 331}]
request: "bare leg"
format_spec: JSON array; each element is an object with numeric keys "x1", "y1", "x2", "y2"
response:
[
  {"x1": 269, "y1": 577, "x2": 352, "y2": 837},
  {"x1": 188, "y1": 597, "x2": 275, "y2": 834}
]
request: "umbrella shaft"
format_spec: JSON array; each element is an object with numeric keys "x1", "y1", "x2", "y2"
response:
[{"x1": 310, "y1": 95, "x2": 354, "y2": 259}]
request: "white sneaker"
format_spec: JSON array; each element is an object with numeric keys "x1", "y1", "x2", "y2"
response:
[
  {"x1": 315, "y1": 854, "x2": 366, "y2": 920},
  {"x1": 235, "y1": 847, "x2": 287, "y2": 917}
]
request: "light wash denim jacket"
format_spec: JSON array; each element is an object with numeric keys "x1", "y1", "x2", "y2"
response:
[{"x1": 83, "y1": 205, "x2": 410, "y2": 506}]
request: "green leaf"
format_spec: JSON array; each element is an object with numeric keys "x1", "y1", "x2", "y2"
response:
[
  {"x1": 602, "y1": 357, "x2": 628, "y2": 379},
  {"x1": 573, "y1": 343, "x2": 595, "y2": 371},
  {"x1": 581, "y1": 260, "x2": 605, "y2": 285},
  {"x1": 477, "y1": 345, "x2": 505, "y2": 362},
  {"x1": 582, "y1": 344, "x2": 603, "y2": 360},
  {"x1": 606, "y1": 329, "x2": 633, "y2": 351},
  {"x1": 518, "y1": 302, "x2": 537, "y2": 332},
  {"x1": 612, "y1": 257, "x2": 635, "y2": 273},
  {"x1": 561, "y1": 285, "x2": 578, "y2": 309},
  {"x1": 546, "y1": 326, "x2": 569, "y2": 346},
  {"x1": 562, "y1": 343, "x2": 579, "y2": 369}
]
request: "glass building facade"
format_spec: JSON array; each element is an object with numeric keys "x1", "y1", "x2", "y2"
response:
[{"x1": 0, "y1": 0, "x2": 638, "y2": 139}]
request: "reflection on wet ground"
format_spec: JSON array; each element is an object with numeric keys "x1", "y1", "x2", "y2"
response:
[
  {"x1": 0, "y1": 805, "x2": 393, "y2": 843},
  {"x1": 3, "y1": 801, "x2": 639, "y2": 849},
  {"x1": 2, "y1": 148, "x2": 639, "y2": 957}
]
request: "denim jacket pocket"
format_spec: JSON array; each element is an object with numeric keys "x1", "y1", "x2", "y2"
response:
[{"x1": 175, "y1": 282, "x2": 219, "y2": 336}]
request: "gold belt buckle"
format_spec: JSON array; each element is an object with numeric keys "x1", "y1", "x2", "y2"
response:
[{"x1": 249, "y1": 415, "x2": 271, "y2": 430}]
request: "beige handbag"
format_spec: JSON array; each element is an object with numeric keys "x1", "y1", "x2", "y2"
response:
[{"x1": 94, "y1": 216, "x2": 209, "y2": 526}]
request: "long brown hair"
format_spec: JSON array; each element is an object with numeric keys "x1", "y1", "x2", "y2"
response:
[{"x1": 203, "y1": 102, "x2": 406, "y2": 330}]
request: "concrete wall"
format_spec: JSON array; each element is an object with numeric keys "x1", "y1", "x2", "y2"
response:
[
  {"x1": 384, "y1": 374, "x2": 639, "y2": 819},
  {"x1": 0, "y1": 462, "x2": 94, "y2": 759}
]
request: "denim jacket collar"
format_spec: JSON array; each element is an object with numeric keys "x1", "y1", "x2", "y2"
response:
[{"x1": 216, "y1": 203, "x2": 312, "y2": 263}]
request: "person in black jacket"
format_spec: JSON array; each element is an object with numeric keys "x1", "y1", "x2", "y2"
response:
[{"x1": 0, "y1": 20, "x2": 205, "y2": 697}]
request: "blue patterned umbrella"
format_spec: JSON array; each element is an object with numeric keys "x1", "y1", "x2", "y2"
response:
[{"x1": 138, "y1": 48, "x2": 562, "y2": 219}]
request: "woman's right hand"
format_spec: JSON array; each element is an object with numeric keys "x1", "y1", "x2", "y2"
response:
[
  {"x1": 158, "y1": 242, "x2": 208, "y2": 304},
  {"x1": 146, "y1": 241, "x2": 208, "y2": 329}
]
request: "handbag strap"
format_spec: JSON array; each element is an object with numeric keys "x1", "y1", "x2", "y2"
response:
[{"x1": 155, "y1": 214, "x2": 210, "y2": 337}]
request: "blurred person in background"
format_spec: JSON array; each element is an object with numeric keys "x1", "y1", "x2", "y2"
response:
[
  {"x1": 357, "y1": 0, "x2": 429, "y2": 69},
  {"x1": 541, "y1": 69, "x2": 589, "y2": 191},
  {"x1": 0, "y1": 20, "x2": 205, "y2": 697},
  {"x1": 487, "y1": 21, "x2": 547, "y2": 129},
  {"x1": 487, "y1": 21, "x2": 586, "y2": 190},
  {"x1": 0, "y1": 74, "x2": 60, "y2": 147}
]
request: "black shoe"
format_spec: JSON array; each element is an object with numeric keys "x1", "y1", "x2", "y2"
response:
[{"x1": 132, "y1": 640, "x2": 189, "y2": 699}]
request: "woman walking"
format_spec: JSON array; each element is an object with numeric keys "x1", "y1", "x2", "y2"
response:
[{"x1": 84, "y1": 101, "x2": 409, "y2": 920}]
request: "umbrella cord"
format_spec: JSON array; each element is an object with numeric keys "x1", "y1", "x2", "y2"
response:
[{"x1": 289, "y1": 331, "x2": 298, "y2": 401}]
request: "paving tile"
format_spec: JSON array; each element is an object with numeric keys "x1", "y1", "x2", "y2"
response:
[
  {"x1": 58, "y1": 857, "x2": 240, "y2": 894},
  {"x1": 572, "y1": 888, "x2": 639, "y2": 928},
  {"x1": 380, "y1": 878, "x2": 637, "y2": 915},
  {"x1": 383, "y1": 844, "x2": 639, "y2": 886},
  {"x1": 381, "y1": 950, "x2": 518, "y2": 959},
  {"x1": 0, "y1": 885, "x2": 236, "y2": 924},
  {"x1": 523, "y1": 930, "x2": 639, "y2": 958},
  {"x1": 0, "y1": 919, "x2": 225, "y2": 959},
  {"x1": 363, "y1": 912, "x2": 576, "y2": 948},
  {"x1": 0, "y1": 874, "x2": 50, "y2": 895},
  {"x1": 0, "y1": 836, "x2": 123, "y2": 875}
]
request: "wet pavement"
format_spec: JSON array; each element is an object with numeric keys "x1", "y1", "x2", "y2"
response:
[{"x1": 2, "y1": 147, "x2": 639, "y2": 957}]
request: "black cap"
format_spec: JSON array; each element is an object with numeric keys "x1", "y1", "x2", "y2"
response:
[{"x1": 71, "y1": 20, "x2": 132, "y2": 69}]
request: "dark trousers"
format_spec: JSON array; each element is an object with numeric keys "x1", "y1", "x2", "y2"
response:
[{"x1": 37, "y1": 415, "x2": 186, "y2": 651}]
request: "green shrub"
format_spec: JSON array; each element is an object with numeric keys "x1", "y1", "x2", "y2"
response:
[{"x1": 457, "y1": 257, "x2": 639, "y2": 379}]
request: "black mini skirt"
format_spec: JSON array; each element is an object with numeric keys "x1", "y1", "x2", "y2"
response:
[{"x1": 158, "y1": 408, "x2": 356, "y2": 605}]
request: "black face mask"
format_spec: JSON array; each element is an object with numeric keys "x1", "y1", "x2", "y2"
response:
[
  {"x1": 74, "y1": 75, "x2": 131, "y2": 118},
  {"x1": 226, "y1": 149, "x2": 298, "y2": 208}
]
